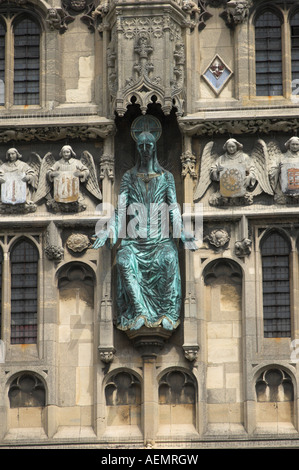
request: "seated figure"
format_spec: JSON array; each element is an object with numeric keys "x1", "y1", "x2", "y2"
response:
[{"x1": 93, "y1": 130, "x2": 197, "y2": 331}]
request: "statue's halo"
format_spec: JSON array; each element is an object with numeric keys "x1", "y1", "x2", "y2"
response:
[{"x1": 131, "y1": 115, "x2": 162, "y2": 143}]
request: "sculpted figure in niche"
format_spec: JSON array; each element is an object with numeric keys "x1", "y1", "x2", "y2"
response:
[
  {"x1": 33, "y1": 145, "x2": 102, "y2": 212},
  {"x1": 0, "y1": 148, "x2": 40, "y2": 212},
  {"x1": 194, "y1": 138, "x2": 273, "y2": 206},
  {"x1": 93, "y1": 124, "x2": 198, "y2": 332},
  {"x1": 269, "y1": 136, "x2": 299, "y2": 204}
]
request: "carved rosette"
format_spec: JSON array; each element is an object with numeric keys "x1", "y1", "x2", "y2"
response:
[
  {"x1": 66, "y1": 233, "x2": 91, "y2": 253},
  {"x1": 205, "y1": 229, "x2": 230, "y2": 250}
]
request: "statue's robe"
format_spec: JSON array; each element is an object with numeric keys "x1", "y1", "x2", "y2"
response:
[{"x1": 110, "y1": 168, "x2": 182, "y2": 330}]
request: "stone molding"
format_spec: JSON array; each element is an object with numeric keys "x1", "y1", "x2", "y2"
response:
[{"x1": 178, "y1": 117, "x2": 299, "y2": 136}]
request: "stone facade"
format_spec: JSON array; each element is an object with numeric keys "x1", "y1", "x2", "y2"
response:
[{"x1": 1, "y1": 0, "x2": 299, "y2": 449}]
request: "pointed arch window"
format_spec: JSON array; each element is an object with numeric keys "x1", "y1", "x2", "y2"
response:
[
  {"x1": 291, "y1": 11, "x2": 299, "y2": 83},
  {"x1": 13, "y1": 16, "x2": 40, "y2": 105},
  {"x1": 10, "y1": 239, "x2": 39, "y2": 344},
  {"x1": 261, "y1": 232, "x2": 291, "y2": 338},
  {"x1": 255, "y1": 10, "x2": 283, "y2": 96},
  {"x1": 0, "y1": 12, "x2": 41, "y2": 107},
  {"x1": 0, "y1": 21, "x2": 5, "y2": 106}
]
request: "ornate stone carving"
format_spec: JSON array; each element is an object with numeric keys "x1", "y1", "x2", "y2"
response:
[
  {"x1": 178, "y1": 118, "x2": 299, "y2": 137},
  {"x1": 235, "y1": 238, "x2": 252, "y2": 257},
  {"x1": 194, "y1": 138, "x2": 273, "y2": 206},
  {"x1": 183, "y1": 345, "x2": 199, "y2": 361},
  {"x1": 66, "y1": 233, "x2": 91, "y2": 252},
  {"x1": 45, "y1": 221, "x2": 64, "y2": 261},
  {"x1": 268, "y1": 136, "x2": 299, "y2": 205},
  {"x1": 183, "y1": 0, "x2": 213, "y2": 31},
  {"x1": 100, "y1": 154, "x2": 114, "y2": 181},
  {"x1": 221, "y1": 0, "x2": 253, "y2": 28},
  {"x1": 109, "y1": 10, "x2": 186, "y2": 116},
  {"x1": 0, "y1": 124, "x2": 114, "y2": 143},
  {"x1": 98, "y1": 347, "x2": 115, "y2": 363},
  {"x1": 46, "y1": 8, "x2": 74, "y2": 33},
  {"x1": 92, "y1": 0, "x2": 110, "y2": 19},
  {"x1": 0, "y1": 148, "x2": 40, "y2": 214},
  {"x1": 180, "y1": 150, "x2": 197, "y2": 179},
  {"x1": 62, "y1": 0, "x2": 97, "y2": 31},
  {"x1": 205, "y1": 228, "x2": 230, "y2": 249},
  {"x1": 33, "y1": 146, "x2": 102, "y2": 213},
  {"x1": 45, "y1": 245, "x2": 64, "y2": 260},
  {"x1": 107, "y1": 34, "x2": 118, "y2": 96}
]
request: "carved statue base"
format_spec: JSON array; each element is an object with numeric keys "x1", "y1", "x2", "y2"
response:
[
  {"x1": 46, "y1": 198, "x2": 87, "y2": 213},
  {"x1": 209, "y1": 191, "x2": 253, "y2": 207},
  {"x1": 0, "y1": 201, "x2": 37, "y2": 214},
  {"x1": 125, "y1": 326, "x2": 173, "y2": 357}
]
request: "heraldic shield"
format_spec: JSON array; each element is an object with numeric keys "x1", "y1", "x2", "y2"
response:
[
  {"x1": 280, "y1": 162, "x2": 299, "y2": 196},
  {"x1": 219, "y1": 165, "x2": 246, "y2": 198},
  {"x1": 1, "y1": 172, "x2": 27, "y2": 204},
  {"x1": 54, "y1": 171, "x2": 80, "y2": 203}
]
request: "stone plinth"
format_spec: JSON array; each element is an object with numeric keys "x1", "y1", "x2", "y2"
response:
[{"x1": 125, "y1": 326, "x2": 173, "y2": 357}]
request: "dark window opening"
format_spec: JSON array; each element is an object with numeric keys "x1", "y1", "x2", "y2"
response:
[
  {"x1": 10, "y1": 240, "x2": 38, "y2": 344},
  {"x1": 255, "y1": 11, "x2": 283, "y2": 96},
  {"x1": 291, "y1": 13, "x2": 299, "y2": 83},
  {"x1": 13, "y1": 17, "x2": 40, "y2": 105},
  {"x1": 0, "y1": 22, "x2": 5, "y2": 106},
  {"x1": 261, "y1": 232, "x2": 291, "y2": 338}
]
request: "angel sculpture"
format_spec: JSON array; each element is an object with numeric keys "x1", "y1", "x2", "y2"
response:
[
  {"x1": 33, "y1": 145, "x2": 102, "y2": 212},
  {"x1": 0, "y1": 148, "x2": 41, "y2": 213},
  {"x1": 268, "y1": 136, "x2": 299, "y2": 204},
  {"x1": 194, "y1": 138, "x2": 273, "y2": 206}
]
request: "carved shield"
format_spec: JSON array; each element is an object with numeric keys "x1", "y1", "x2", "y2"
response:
[
  {"x1": 280, "y1": 162, "x2": 299, "y2": 195},
  {"x1": 219, "y1": 166, "x2": 246, "y2": 198},
  {"x1": 54, "y1": 171, "x2": 79, "y2": 203},
  {"x1": 1, "y1": 172, "x2": 27, "y2": 204}
]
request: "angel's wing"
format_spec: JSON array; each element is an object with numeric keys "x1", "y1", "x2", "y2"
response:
[
  {"x1": 27, "y1": 152, "x2": 42, "y2": 189},
  {"x1": 267, "y1": 140, "x2": 283, "y2": 168},
  {"x1": 33, "y1": 152, "x2": 56, "y2": 203},
  {"x1": 194, "y1": 141, "x2": 218, "y2": 201},
  {"x1": 80, "y1": 150, "x2": 102, "y2": 201},
  {"x1": 250, "y1": 139, "x2": 274, "y2": 197}
]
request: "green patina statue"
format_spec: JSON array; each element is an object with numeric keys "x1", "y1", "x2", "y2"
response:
[{"x1": 93, "y1": 128, "x2": 197, "y2": 331}]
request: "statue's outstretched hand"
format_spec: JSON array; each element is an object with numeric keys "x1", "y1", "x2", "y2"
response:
[
  {"x1": 92, "y1": 230, "x2": 110, "y2": 249},
  {"x1": 180, "y1": 231, "x2": 199, "y2": 251}
]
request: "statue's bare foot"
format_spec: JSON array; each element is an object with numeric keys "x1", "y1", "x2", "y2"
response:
[
  {"x1": 131, "y1": 316, "x2": 145, "y2": 330},
  {"x1": 162, "y1": 318, "x2": 174, "y2": 330}
]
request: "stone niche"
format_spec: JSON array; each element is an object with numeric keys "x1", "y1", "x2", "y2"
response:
[
  {"x1": 203, "y1": 258, "x2": 244, "y2": 433},
  {"x1": 56, "y1": 262, "x2": 95, "y2": 431},
  {"x1": 104, "y1": 371, "x2": 142, "y2": 435},
  {"x1": 255, "y1": 368, "x2": 295, "y2": 433},
  {"x1": 158, "y1": 370, "x2": 197, "y2": 435}
]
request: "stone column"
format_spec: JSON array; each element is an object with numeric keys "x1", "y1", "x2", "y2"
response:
[
  {"x1": 234, "y1": 21, "x2": 250, "y2": 102},
  {"x1": 180, "y1": 134, "x2": 200, "y2": 363},
  {"x1": 126, "y1": 328, "x2": 173, "y2": 446}
]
